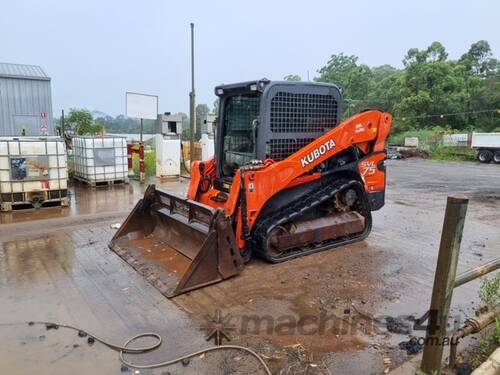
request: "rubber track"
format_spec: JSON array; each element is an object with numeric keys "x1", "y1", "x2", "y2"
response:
[{"x1": 251, "y1": 179, "x2": 371, "y2": 263}]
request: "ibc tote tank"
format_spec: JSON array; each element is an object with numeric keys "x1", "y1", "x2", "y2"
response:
[
  {"x1": 0, "y1": 136, "x2": 69, "y2": 211},
  {"x1": 72, "y1": 136, "x2": 128, "y2": 186}
]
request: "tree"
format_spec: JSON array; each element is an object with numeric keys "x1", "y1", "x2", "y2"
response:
[
  {"x1": 316, "y1": 54, "x2": 375, "y2": 99},
  {"x1": 315, "y1": 53, "x2": 375, "y2": 117},
  {"x1": 395, "y1": 42, "x2": 475, "y2": 129},
  {"x1": 426, "y1": 41, "x2": 448, "y2": 62},
  {"x1": 460, "y1": 40, "x2": 498, "y2": 76},
  {"x1": 212, "y1": 98, "x2": 220, "y2": 114},
  {"x1": 94, "y1": 114, "x2": 146, "y2": 134},
  {"x1": 65, "y1": 108, "x2": 103, "y2": 135},
  {"x1": 195, "y1": 104, "x2": 210, "y2": 140},
  {"x1": 403, "y1": 48, "x2": 428, "y2": 67},
  {"x1": 369, "y1": 65, "x2": 403, "y2": 113},
  {"x1": 179, "y1": 112, "x2": 191, "y2": 141},
  {"x1": 315, "y1": 40, "x2": 499, "y2": 133},
  {"x1": 283, "y1": 74, "x2": 302, "y2": 81}
]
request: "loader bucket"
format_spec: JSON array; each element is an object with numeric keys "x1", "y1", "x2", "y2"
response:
[{"x1": 109, "y1": 185, "x2": 244, "y2": 297}]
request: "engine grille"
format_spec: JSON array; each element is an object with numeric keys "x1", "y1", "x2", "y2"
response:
[
  {"x1": 270, "y1": 92, "x2": 339, "y2": 133},
  {"x1": 269, "y1": 138, "x2": 315, "y2": 161}
]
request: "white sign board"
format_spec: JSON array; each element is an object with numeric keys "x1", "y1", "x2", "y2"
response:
[
  {"x1": 126, "y1": 92, "x2": 158, "y2": 120},
  {"x1": 404, "y1": 137, "x2": 419, "y2": 148}
]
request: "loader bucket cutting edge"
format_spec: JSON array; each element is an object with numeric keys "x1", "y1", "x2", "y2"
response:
[{"x1": 109, "y1": 185, "x2": 244, "y2": 298}]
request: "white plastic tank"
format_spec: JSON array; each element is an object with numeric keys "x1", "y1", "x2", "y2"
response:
[
  {"x1": 200, "y1": 133, "x2": 215, "y2": 160},
  {"x1": 72, "y1": 136, "x2": 128, "y2": 185},
  {"x1": 0, "y1": 136, "x2": 69, "y2": 211},
  {"x1": 155, "y1": 134, "x2": 181, "y2": 177},
  {"x1": 155, "y1": 113, "x2": 182, "y2": 177},
  {"x1": 201, "y1": 114, "x2": 216, "y2": 161}
]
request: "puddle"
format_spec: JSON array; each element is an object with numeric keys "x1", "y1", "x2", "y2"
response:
[{"x1": 0, "y1": 177, "x2": 188, "y2": 224}]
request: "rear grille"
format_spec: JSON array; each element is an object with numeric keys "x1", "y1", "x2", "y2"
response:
[
  {"x1": 269, "y1": 138, "x2": 315, "y2": 161},
  {"x1": 270, "y1": 92, "x2": 338, "y2": 133}
]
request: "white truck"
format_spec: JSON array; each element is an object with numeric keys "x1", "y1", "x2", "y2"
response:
[{"x1": 472, "y1": 132, "x2": 500, "y2": 163}]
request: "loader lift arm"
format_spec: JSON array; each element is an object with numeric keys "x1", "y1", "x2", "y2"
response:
[
  {"x1": 190, "y1": 110, "x2": 392, "y2": 231},
  {"x1": 238, "y1": 111, "x2": 391, "y2": 220}
]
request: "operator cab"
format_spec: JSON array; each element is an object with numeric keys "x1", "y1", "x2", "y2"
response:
[
  {"x1": 214, "y1": 79, "x2": 342, "y2": 191},
  {"x1": 221, "y1": 92, "x2": 260, "y2": 176}
]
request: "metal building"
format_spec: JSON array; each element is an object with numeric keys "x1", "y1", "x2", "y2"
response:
[{"x1": 0, "y1": 62, "x2": 54, "y2": 136}]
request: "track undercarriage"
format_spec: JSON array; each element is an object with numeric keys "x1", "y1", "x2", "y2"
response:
[{"x1": 252, "y1": 179, "x2": 372, "y2": 263}]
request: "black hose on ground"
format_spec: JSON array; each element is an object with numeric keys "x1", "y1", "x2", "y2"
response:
[{"x1": 1, "y1": 321, "x2": 272, "y2": 374}]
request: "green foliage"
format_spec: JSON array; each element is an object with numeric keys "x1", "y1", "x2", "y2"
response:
[
  {"x1": 284, "y1": 74, "x2": 302, "y2": 81},
  {"x1": 316, "y1": 53, "x2": 372, "y2": 98},
  {"x1": 132, "y1": 149, "x2": 156, "y2": 177},
  {"x1": 212, "y1": 98, "x2": 219, "y2": 114},
  {"x1": 94, "y1": 114, "x2": 155, "y2": 134},
  {"x1": 79, "y1": 123, "x2": 104, "y2": 135},
  {"x1": 178, "y1": 104, "x2": 211, "y2": 142},
  {"x1": 65, "y1": 108, "x2": 102, "y2": 135},
  {"x1": 195, "y1": 104, "x2": 210, "y2": 140},
  {"x1": 479, "y1": 273, "x2": 500, "y2": 308},
  {"x1": 389, "y1": 127, "x2": 477, "y2": 161},
  {"x1": 389, "y1": 127, "x2": 442, "y2": 146},
  {"x1": 428, "y1": 145, "x2": 476, "y2": 161},
  {"x1": 316, "y1": 40, "x2": 499, "y2": 133}
]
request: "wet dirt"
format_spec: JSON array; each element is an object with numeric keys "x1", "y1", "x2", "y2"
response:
[
  {"x1": 1, "y1": 159, "x2": 499, "y2": 374},
  {"x1": 174, "y1": 159, "x2": 500, "y2": 373}
]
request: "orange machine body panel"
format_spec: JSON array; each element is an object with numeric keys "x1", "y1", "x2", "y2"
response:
[{"x1": 188, "y1": 110, "x2": 393, "y2": 250}]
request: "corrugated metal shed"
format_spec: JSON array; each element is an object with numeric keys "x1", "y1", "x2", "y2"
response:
[
  {"x1": 0, "y1": 63, "x2": 50, "y2": 80},
  {"x1": 0, "y1": 62, "x2": 54, "y2": 136}
]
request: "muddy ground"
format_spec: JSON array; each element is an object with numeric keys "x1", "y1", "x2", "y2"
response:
[{"x1": 0, "y1": 159, "x2": 499, "y2": 374}]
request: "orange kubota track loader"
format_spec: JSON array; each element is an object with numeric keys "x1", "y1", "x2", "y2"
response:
[{"x1": 110, "y1": 79, "x2": 392, "y2": 297}]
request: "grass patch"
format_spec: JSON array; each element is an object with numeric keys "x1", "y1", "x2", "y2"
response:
[
  {"x1": 467, "y1": 326, "x2": 499, "y2": 370},
  {"x1": 132, "y1": 149, "x2": 156, "y2": 177},
  {"x1": 479, "y1": 273, "x2": 500, "y2": 308},
  {"x1": 469, "y1": 274, "x2": 500, "y2": 366},
  {"x1": 390, "y1": 127, "x2": 478, "y2": 162},
  {"x1": 428, "y1": 145, "x2": 476, "y2": 161},
  {"x1": 389, "y1": 128, "x2": 439, "y2": 146}
]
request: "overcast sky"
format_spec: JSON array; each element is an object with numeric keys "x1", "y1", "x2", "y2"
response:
[{"x1": 1, "y1": 0, "x2": 498, "y2": 116}]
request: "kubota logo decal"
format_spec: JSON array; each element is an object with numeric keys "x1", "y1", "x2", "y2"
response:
[{"x1": 300, "y1": 139, "x2": 336, "y2": 168}]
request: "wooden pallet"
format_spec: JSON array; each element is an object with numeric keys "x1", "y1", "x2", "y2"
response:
[
  {"x1": 1, "y1": 196, "x2": 70, "y2": 212},
  {"x1": 73, "y1": 176, "x2": 129, "y2": 187}
]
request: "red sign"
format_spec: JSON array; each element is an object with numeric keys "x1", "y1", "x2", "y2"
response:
[{"x1": 41, "y1": 112, "x2": 47, "y2": 118}]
